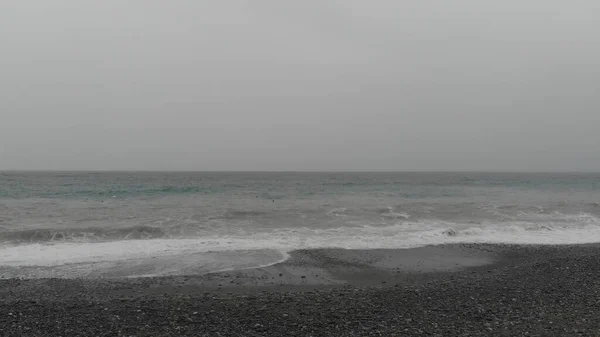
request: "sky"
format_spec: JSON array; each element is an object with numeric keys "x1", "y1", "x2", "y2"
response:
[{"x1": 1, "y1": 0, "x2": 599, "y2": 171}]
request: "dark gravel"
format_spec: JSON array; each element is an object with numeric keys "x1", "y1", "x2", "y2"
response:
[{"x1": 2, "y1": 244, "x2": 600, "y2": 336}]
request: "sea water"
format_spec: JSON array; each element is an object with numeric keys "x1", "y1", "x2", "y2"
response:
[{"x1": 1, "y1": 172, "x2": 599, "y2": 278}]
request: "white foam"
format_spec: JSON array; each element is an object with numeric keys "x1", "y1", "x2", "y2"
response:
[{"x1": 2, "y1": 213, "x2": 600, "y2": 277}]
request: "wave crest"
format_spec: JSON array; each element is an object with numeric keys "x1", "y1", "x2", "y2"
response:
[{"x1": 0, "y1": 225, "x2": 170, "y2": 243}]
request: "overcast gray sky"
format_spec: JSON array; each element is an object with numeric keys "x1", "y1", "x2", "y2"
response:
[{"x1": 1, "y1": 0, "x2": 599, "y2": 171}]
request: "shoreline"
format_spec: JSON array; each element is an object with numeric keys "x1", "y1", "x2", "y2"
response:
[
  {"x1": 2, "y1": 243, "x2": 600, "y2": 336},
  {"x1": 0, "y1": 243, "x2": 500, "y2": 294}
]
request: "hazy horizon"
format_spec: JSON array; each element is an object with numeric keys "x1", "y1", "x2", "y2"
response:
[
  {"x1": 2, "y1": 1, "x2": 599, "y2": 172},
  {"x1": 0, "y1": 169, "x2": 600, "y2": 174}
]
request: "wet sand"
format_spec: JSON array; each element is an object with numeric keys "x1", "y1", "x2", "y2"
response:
[{"x1": 1, "y1": 243, "x2": 600, "y2": 336}]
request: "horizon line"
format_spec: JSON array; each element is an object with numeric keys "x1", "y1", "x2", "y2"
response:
[{"x1": 2, "y1": 169, "x2": 600, "y2": 174}]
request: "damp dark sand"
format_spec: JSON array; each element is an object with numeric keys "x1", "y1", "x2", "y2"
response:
[{"x1": 1, "y1": 244, "x2": 600, "y2": 336}]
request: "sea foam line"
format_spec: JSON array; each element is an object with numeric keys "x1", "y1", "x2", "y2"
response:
[{"x1": 1, "y1": 215, "x2": 600, "y2": 268}]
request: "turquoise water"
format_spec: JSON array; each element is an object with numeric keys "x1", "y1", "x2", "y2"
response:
[{"x1": 2, "y1": 172, "x2": 600, "y2": 200}]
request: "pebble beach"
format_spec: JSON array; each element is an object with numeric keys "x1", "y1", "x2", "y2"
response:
[{"x1": 2, "y1": 243, "x2": 599, "y2": 336}]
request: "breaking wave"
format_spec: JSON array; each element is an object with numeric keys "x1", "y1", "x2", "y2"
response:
[
  {"x1": 1, "y1": 209, "x2": 600, "y2": 278},
  {"x1": 0, "y1": 225, "x2": 171, "y2": 243}
]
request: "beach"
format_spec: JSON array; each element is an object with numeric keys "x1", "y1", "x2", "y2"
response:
[
  {"x1": 2, "y1": 172, "x2": 600, "y2": 335},
  {"x1": 2, "y1": 243, "x2": 599, "y2": 336}
]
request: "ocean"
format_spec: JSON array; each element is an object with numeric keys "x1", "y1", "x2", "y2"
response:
[{"x1": 1, "y1": 172, "x2": 599, "y2": 278}]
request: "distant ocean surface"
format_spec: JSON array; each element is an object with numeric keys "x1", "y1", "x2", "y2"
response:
[{"x1": 1, "y1": 172, "x2": 599, "y2": 278}]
